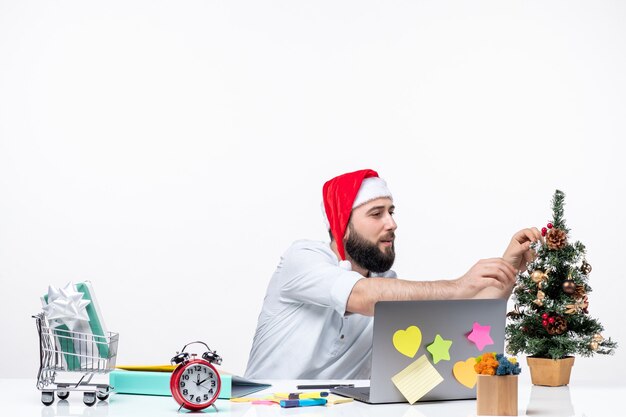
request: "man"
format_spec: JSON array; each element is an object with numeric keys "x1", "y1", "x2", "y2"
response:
[{"x1": 244, "y1": 169, "x2": 540, "y2": 380}]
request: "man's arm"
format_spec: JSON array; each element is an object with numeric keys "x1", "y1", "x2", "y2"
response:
[
  {"x1": 346, "y1": 258, "x2": 517, "y2": 316},
  {"x1": 474, "y1": 284, "x2": 514, "y2": 300},
  {"x1": 474, "y1": 228, "x2": 543, "y2": 299}
]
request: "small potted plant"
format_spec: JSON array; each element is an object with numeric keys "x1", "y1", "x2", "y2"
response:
[
  {"x1": 475, "y1": 353, "x2": 521, "y2": 416},
  {"x1": 505, "y1": 190, "x2": 616, "y2": 386}
]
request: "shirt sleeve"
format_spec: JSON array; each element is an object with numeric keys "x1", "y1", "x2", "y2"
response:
[{"x1": 277, "y1": 243, "x2": 364, "y2": 316}]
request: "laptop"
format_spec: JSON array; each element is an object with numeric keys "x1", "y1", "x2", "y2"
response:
[{"x1": 332, "y1": 298, "x2": 507, "y2": 404}]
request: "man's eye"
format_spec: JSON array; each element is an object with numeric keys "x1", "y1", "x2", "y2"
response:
[{"x1": 371, "y1": 212, "x2": 380, "y2": 217}]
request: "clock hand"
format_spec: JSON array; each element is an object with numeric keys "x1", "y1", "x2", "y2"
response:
[
  {"x1": 198, "y1": 381, "x2": 214, "y2": 390},
  {"x1": 198, "y1": 376, "x2": 211, "y2": 385}
]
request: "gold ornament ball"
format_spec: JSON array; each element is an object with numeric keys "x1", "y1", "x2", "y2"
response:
[
  {"x1": 531, "y1": 270, "x2": 547, "y2": 283},
  {"x1": 590, "y1": 341, "x2": 599, "y2": 351},
  {"x1": 593, "y1": 333, "x2": 604, "y2": 343},
  {"x1": 562, "y1": 280, "x2": 576, "y2": 294},
  {"x1": 531, "y1": 270, "x2": 544, "y2": 280}
]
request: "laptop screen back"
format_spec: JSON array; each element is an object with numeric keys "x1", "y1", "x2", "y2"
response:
[{"x1": 369, "y1": 298, "x2": 507, "y2": 403}]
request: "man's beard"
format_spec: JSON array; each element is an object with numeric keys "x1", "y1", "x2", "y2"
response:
[{"x1": 344, "y1": 224, "x2": 395, "y2": 273}]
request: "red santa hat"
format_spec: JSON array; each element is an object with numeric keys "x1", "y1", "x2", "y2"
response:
[{"x1": 322, "y1": 169, "x2": 393, "y2": 261}]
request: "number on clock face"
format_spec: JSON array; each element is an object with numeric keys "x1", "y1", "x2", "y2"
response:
[{"x1": 179, "y1": 363, "x2": 218, "y2": 404}]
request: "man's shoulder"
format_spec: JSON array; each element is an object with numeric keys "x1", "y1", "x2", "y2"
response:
[
  {"x1": 286, "y1": 239, "x2": 334, "y2": 256},
  {"x1": 280, "y1": 239, "x2": 339, "y2": 265},
  {"x1": 273, "y1": 240, "x2": 339, "y2": 275}
]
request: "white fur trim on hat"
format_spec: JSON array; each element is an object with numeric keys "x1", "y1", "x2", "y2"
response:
[
  {"x1": 321, "y1": 177, "x2": 393, "y2": 230},
  {"x1": 352, "y1": 177, "x2": 393, "y2": 209}
]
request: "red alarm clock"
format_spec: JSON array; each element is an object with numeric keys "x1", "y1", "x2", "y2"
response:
[{"x1": 170, "y1": 341, "x2": 222, "y2": 412}]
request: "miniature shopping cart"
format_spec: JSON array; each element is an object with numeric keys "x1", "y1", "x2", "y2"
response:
[{"x1": 33, "y1": 313, "x2": 119, "y2": 406}]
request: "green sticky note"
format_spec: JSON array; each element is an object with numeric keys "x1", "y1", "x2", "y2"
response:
[{"x1": 426, "y1": 334, "x2": 453, "y2": 364}]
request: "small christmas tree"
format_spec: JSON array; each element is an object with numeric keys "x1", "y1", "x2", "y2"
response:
[{"x1": 506, "y1": 190, "x2": 617, "y2": 360}]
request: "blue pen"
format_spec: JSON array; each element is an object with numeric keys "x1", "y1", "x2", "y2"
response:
[
  {"x1": 288, "y1": 391, "x2": 329, "y2": 399},
  {"x1": 279, "y1": 398, "x2": 327, "y2": 408}
]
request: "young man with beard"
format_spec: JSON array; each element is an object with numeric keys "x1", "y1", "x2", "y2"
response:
[{"x1": 244, "y1": 169, "x2": 540, "y2": 380}]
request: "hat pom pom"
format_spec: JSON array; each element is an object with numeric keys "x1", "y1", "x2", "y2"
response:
[{"x1": 339, "y1": 260, "x2": 352, "y2": 271}]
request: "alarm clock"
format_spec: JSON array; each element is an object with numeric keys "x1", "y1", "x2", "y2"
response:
[{"x1": 170, "y1": 341, "x2": 223, "y2": 411}]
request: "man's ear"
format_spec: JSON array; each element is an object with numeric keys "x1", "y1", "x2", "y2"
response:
[{"x1": 343, "y1": 221, "x2": 351, "y2": 240}]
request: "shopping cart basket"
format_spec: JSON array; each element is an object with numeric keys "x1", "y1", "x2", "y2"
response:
[{"x1": 34, "y1": 313, "x2": 119, "y2": 406}]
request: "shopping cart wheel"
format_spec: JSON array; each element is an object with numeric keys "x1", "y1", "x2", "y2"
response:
[
  {"x1": 96, "y1": 384, "x2": 110, "y2": 401},
  {"x1": 41, "y1": 391, "x2": 55, "y2": 406},
  {"x1": 83, "y1": 392, "x2": 96, "y2": 407},
  {"x1": 55, "y1": 385, "x2": 69, "y2": 400},
  {"x1": 96, "y1": 391, "x2": 109, "y2": 401}
]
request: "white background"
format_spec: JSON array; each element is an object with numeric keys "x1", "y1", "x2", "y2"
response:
[{"x1": 1, "y1": 0, "x2": 624, "y2": 382}]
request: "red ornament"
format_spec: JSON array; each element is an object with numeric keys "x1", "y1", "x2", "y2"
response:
[
  {"x1": 548, "y1": 317, "x2": 555, "y2": 324},
  {"x1": 542, "y1": 313, "x2": 548, "y2": 319},
  {"x1": 541, "y1": 227, "x2": 547, "y2": 237},
  {"x1": 547, "y1": 222, "x2": 553, "y2": 229},
  {"x1": 542, "y1": 320, "x2": 548, "y2": 327}
]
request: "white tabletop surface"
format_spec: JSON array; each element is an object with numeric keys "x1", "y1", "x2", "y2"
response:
[{"x1": 1, "y1": 377, "x2": 623, "y2": 417}]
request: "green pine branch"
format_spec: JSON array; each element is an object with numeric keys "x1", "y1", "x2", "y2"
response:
[{"x1": 551, "y1": 189, "x2": 569, "y2": 233}]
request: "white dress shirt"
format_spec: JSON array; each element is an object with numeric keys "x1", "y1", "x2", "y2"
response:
[{"x1": 244, "y1": 240, "x2": 396, "y2": 379}]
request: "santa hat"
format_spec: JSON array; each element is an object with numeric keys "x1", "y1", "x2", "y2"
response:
[{"x1": 322, "y1": 169, "x2": 393, "y2": 260}]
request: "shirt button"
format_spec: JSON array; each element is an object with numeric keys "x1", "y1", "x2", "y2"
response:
[{"x1": 340, "y1": 334, "x2": 345, "y2": 340}]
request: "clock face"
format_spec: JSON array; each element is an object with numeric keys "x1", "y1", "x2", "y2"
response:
[{"x1": 176, "y1": 362, "x2": 220, "y2": 407}]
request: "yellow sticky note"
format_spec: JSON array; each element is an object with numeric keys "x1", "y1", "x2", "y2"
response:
[
  {"x1": 391, "y1": 355, "x2": 444, "y2": 404},
  {"x1": 392, "y1": 325, "x2": 422, "y2": 358},
  {"x1": 325, "y1": 394, "x2": 354, "y2": 405}
]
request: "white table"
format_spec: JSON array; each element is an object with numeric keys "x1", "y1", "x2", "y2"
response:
[{"x1": 1, "y1": 377, "x2": 623, "y2": 416}]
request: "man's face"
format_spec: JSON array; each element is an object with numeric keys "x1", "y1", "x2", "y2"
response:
[{"x1": 344, "y1": 197, "x2": 397, "y2": 273}]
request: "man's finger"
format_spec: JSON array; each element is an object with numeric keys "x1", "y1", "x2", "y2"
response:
[
  {"x1": 530, "y1": 227, "x2": 542, "y2": 241},
  {"x1": 483, "y1": 259, "x2": 516, "y2": 275},
  {"x1": 483, "y1": 265, "x2": 516, "y2": 284},
  {"x1": 499, "y1": 259, "x2": 517, "y2": 275},
  {"x1": 480, "y1": 276, "x2": 505, "y2": 291},
  {"x1": 479, "y1": 258, "x2": 512, "y2": 268},
  {"x1": 519, "y1": 229, "x2": 537, "y2": 243}
]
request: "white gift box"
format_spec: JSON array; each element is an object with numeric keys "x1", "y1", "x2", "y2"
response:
[{"x1": 41, "y1": 281, "x2": 110, "y2": 370}]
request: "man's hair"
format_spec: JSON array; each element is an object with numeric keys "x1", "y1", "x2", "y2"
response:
[{"x1": 329, "y1": 214, "x2": 354, "y2": 241}]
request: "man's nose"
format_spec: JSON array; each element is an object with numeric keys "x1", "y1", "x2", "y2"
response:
[{"x1": 384, "y1": 213, "x2": 397, "y2": 231}]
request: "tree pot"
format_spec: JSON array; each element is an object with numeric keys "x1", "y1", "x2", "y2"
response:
[
  {"x1": 476, "y1": 374, "x2": 518, "y2": 416},
  {"x1": 526, "y1": 356, "x2": 575, "y2": 387}
]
